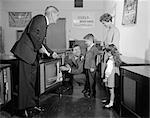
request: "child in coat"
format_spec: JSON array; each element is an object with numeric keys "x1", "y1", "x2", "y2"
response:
[
  {"x1": 83, "y1": 33, "x2": 99, "y2": 98},
  {"x1": 103, "y1": 44, "x2": 121, "y2": 108}
]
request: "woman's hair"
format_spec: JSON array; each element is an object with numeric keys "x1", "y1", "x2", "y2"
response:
[
  {"x1": 99, "y1": 13, "x2": 112, "y2": 22},
  {"x1": 106, "y1": 44, "x2": 122, "y2": 67}
]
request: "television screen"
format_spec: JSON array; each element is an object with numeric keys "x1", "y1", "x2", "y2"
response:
[
  {"x1": 0, "y1": 70, "x2": 4, "y2": 105},
  {"x1": 45, "y1": 60, "x2": 61, "y2": 88},
  {"x1": 45, "y1": 63, "x2": 57, "y2": 78},
  {"x1": 0, "y1": 65, "x2": 11, "y2": 104}
]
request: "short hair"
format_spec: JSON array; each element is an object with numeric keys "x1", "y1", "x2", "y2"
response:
[
  {"x1": 45, "y1": 6, "x2": 59, "y2": 15},
  {"x1": 72, "y1": 44, "x2": 80, "y2": 49},
  {"x1": 99, "y1": 13, "x2": 112, "y2": 22},
  {"x1": 83, "y1": 33, "x2": 94, "y2": 42}
]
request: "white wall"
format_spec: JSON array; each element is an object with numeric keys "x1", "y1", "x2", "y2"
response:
[
  {"x1": 1, "y1": 0, "x2": 55, "y2": 54},
  {"x1": 146, "y1": 0, "x2": 150, "y2": 61},
  {"x1": 1, "y1": 0, "x2": 116, "y2": 54},
  {"x1": 2, "y1": 0, "x2": 150, "y2": 61},
  {"x1": 0, "y1": 0, "x2": 2, "y2": 25},
  {"x1": 115, "y1": 0, "x2": 150, "y2": 60}
]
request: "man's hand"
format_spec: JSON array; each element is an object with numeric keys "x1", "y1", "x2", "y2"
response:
[
  {"x1": 39, "y1": 45, "x2": 46, "y2": 53},
  {"x1": 39, "y1": 45, "x2": 50, "y2": 56},
  {"x1": 52, "y1": 52, "x2": 59, "y2": 58},
  {"x1": 60, "y1": 66, "x2": 70, "y2": 71},
  {"x1": 66, "y1": 64, "x2": 71, "y2": 69},
  {"x1": 65, "y1": 64, "x2": 71, "y2": 72}
]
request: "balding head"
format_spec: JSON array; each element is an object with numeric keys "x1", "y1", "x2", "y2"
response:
[
  {"x1": 45, "y1": 6, "x2": 59, "y2": 16},
  {"x1": 45, "y1": 6, "x2": 59, "y2": 24}
]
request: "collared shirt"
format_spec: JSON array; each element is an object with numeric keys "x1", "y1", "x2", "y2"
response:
[
  {"x1": 74, "y1": 56, "x2": 79, "y2": 60},
  {"x1": 87, "y1": 43, "x2": 95, "y2": 51},
  {"x1": 45, "y1": 16, "x2": 49, "y2": 25}
]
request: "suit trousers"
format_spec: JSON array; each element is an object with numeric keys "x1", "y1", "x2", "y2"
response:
[
  {"x1": 18, "y1": 59, "x2": 39, "y2": 110},
  {"x1": 84, "y1": 69, "x2": 96, "y2": 96}
]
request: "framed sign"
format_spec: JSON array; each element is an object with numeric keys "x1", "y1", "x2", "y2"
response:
[
  {"x1": 122, "y1": 0, "x2": 138, "y2": 25},
  {"x1": 72, "y1": 12, "x2": 95, "y2": 28},
  {"x1": 9, "y1": 12, "x2": 31, "y2": 27}
]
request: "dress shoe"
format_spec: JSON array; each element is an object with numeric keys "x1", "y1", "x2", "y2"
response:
[
  {"x1": 101, "y1": 99, "x2": 108, "y2": 104},
  {"x1": 84, "y1": 92, "x2": 91, "y2": 98},
  {"x1": 103, "y1": 103, "x2": 113, "y2": 109},
  {"x1": 82, "y1": 89, "x2": 90, "y2": 94},
  {"x1": 27, "y1": 106, "x2": 44, "y2": 116},
  {"x1": 90, "y1": 94, "x2": 96, "y2": 99},
  {"x1": 34, "y1": 106, "x2": 44, "y2": 112},
  {"x1": 90, "y1": 92, "x2": 96, "y2": 97},
  {"x1": 84, "y1": 93, "x2": 91, "y2": 98},
  {"x1": 101, "y1": 99, "x2": 110, "y2": 104},
  {"x1": 15, "y1": 109, "x2": 29, "y2": 117},
  {"x1": 62, "y1": 87, "x2": 71, "y2": 93}
]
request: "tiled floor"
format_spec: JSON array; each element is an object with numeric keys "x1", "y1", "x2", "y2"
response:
[
  {"x1": 0, "y1": 79, "x2": 121, "y2": 118},
  {"x1": 39, "y1": 85, "x2": 120, "y2": 118}
]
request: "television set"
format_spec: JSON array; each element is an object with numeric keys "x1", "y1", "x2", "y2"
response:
[
  {"x1": 39, "y1": 59, "x2": 62, "y2": 94},
  {"x1": 0, "y1": 64, "x2": 11, "y2": 105},
  {"x1": 120, "y1": 66, "x2": 150, "y2": 118}
]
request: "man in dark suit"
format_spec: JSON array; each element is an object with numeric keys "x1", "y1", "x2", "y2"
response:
[
  {"x1": 60, "y1": 44, "x2": 85, "y2": 89},
  {"x1": 11, "y1": 6, "x2": 59, "y2": 117}
]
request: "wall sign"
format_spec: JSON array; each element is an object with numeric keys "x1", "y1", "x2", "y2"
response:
[
  {"x1": 9, "y1": 12, "x2": 31, "y2": 27},
  {"x1": 122, "y1": 0, "x2": 138, "y2": 25},
  {"x1": 72, "y1": 12, "x2": 95, "y2": 28}
]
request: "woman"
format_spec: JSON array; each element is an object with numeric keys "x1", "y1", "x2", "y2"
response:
[{"x1": 99, "y1": 13, "x2": 120, "y2": 80}]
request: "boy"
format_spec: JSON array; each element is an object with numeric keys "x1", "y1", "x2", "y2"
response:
[{"x1": 83, "y1": 33, "x2": 99, "y2": 98}]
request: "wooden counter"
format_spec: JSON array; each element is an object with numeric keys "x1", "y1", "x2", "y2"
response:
[
  {"x1": 120, "y1": 66, "x2": 150, "y2": 118},
  {"x1": 121, "y1": 56, "x2": 150, "y2": 66}
]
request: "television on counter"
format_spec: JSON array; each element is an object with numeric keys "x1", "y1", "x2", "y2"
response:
[
  {"x1": 120, "y1": 66, "x2": 150, "y2": 118},
  {"x1": 0, "y1": 64, "x2": 11, "y2": 105},
  {"x1": 39, "y1": 59, "x2": 62, "y2": 94}
]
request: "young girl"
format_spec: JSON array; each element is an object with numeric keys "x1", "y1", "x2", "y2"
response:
[{"x1": 103, "y1": 44, "x2": 121, "y2": 108}]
